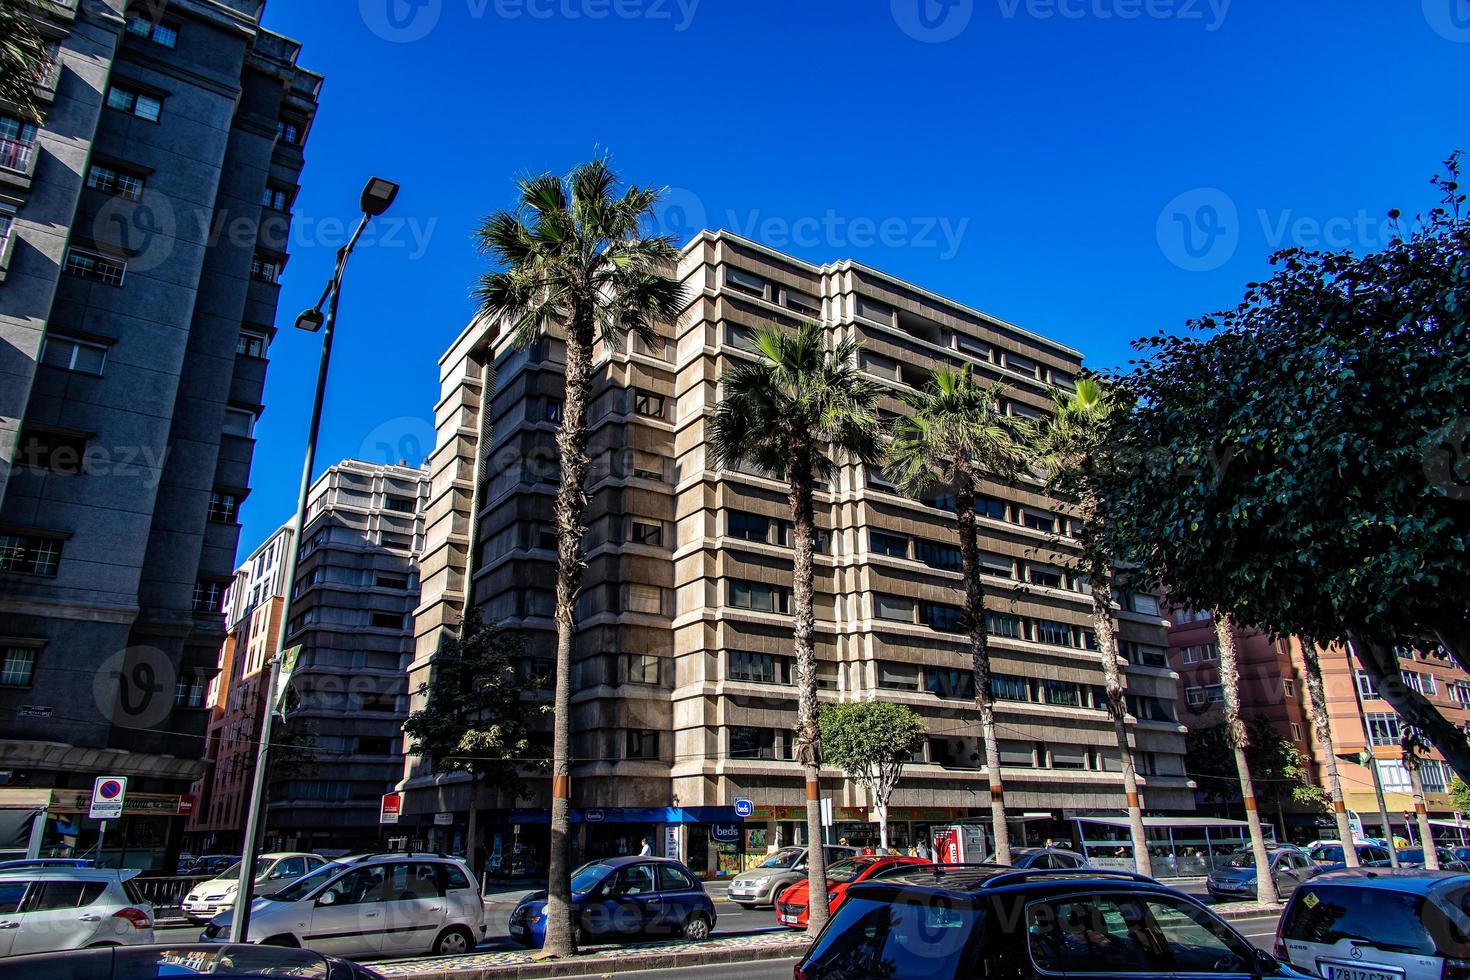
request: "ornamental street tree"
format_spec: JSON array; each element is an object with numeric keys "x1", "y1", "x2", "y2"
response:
[
  {"x1": 1098, "y1": 154, "x2": 1470, "y2": 781},
  {"x1": 0, "y1": 0, "x2": 53, "y2": 123},
  {"x1": 819, "y1": 701, "x2": 928, "y2": 852}
]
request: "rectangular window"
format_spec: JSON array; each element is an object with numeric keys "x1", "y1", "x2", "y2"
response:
[
  {"x1": 878, "y1": 662, "x2": 920, "y2": 692},
  {"x1": 977, "y1": 496, "x2": 1007, "y2": 521},
  {"x1": 277, "y1": 119, "x2": 302, "y2": 145},
  {"x1": 191, "y1": 580, "x2": 225, "y2": 613},
  {"x1": 1021, "y1": 508, "x2": 1056, "y2": 533},
  {"x1": 926, "y1": 668, "x2": 974, "y2": 700},
  {"x1": 1042, "y1": 679, "x2": 1082, "y2": 708},
  {"x1": 728, "y1": 579, "x2": 788, "y2": 614},
  {"x1": 517, "y1": 658, "x2": 553, "y2": 689},
  {"x1": 105, "y1": 85, "x2": 162, "y2": 121},
  {"x1": 727, "y1": 650, "x2": 791, "y2": 685},
  {"x1": 1186, "y1": 686, "x2": 1207, "y2": 707},
  {"x1": 633, "y1": 391, "x2": 666, "y2": 419},
  {"x1": 625, "y1": 654, "x2": 660, "y2": 685},
  {"x1": 915, "y1": 539, "x2": 962, "y2": 572},
  {"x1": 724, "y1": 267, "x2": 766, "y2": 297},
  {"x1": 860, "y1": 351, "x2": 900, "y2": 382},
  {"x1": 125, "y1": 12, "x2": 180, "y2": 46},
  {"x1": 86, "y1": 163, "x2": 146, "y2": 201},
  {"x1": 1049, "y1": 745, "x2": 1089, "y2": 770},
  {"x1": 222, "y1": 408, "x2": 256, "y2": 438},
  {"x1": 784, "y1": 290, "x2": 820, "y2": 316},
  {"x1": 1027, "y1": 565, "x2": 1063, "y2": 589},
  {"x1": 64, "y1": 248, "x2": 126, "y2": 286},
  {"x1": 174, "y1": 675, "x2": 205, "y2": 708},
  {"x1": 1283, "y1": 679, "x2": 1296, "y2": 698},
  {"x1": 375, "y1": 573, "x2": 409, "y2": 589},
  {"x1": 250, "y1": 254, "x2": 282, "y2": 283},
  {"x1": 978, "y1": 551, "x2": 1013, "y2": 577},
  {"x1": 994, "y1": 674, "x2": 1029, "y2": 702},
  {"x1": 869, "y1": 531, "x2": 909, "y2": 559},
  {"x1": 1290, "y1": 722, "x2": 1303, "y2": 741},
  {"x1": 625, "y1": 583, "x2": 663, "y2": 615},
  {"x1": 1131, "y1": 594, "x2": 1162, "y2": 617},
  {"x1": 729, "y1": 726, "x2": 791, "y2": 761},
  {"x1": 207, "y1": 491, "x2": 238, "y2": 524},
  {"x1": 954, "y1": 332, "x2": 989, "y2": 359},
  {"x1": 625, "y1": 729, "x2": 659, "y2": 760},
  {"x1": 631, "y1": 520, "x2": 663, "y2": 547},
  {"x1": 0, "y1": 533, "x2": 61, "y2": 576},
  {"x1": 987, "y1": 611, "x2": 1022, "y2": 639},
  {"x1": 920, "y1": 601, "x2": 963, "y2": 632},
  {"x1": 1377, "y1": 760, "x2": 1412, "y2": 794},
  {"x1": 1355, "y1": 669, "x2": 1379, "y2": 699},
  {"x1": 261, "y1": 185, "x2": 292, "y2": 211},
  {"x1": 1035, "y1": 619, "x2": 1074, "y2": 647},
  {"x1": 40, "y1": 334, "x2": 108, "y2": 375},
  {"x1": 1367, "y1": 712, "x2": 1401, "y2": 747},
  {"x1": 856, "y1": 295, "x2": 894, "y2": 324},
  {"x1": 542, "y1": 398, "x2": 563, "y2": 423},
  {"x1": 875, "y1": 594, "x2": 916, "y2": 623},
  {"x1": 16, "y1": 426, "x2": 88, "y2": 475},
  {"x1": 1005, "y1": 352, "x2": 1039, "y2": 377},
  {"x1": 0, "y1": 647, "x2": 36, "y2": 687},
  {"x1": 1422, "y1": 760, "x2": 1449, "y2": 794},
  {"x1": 1206, "y1": 684, "x2": 1225, "y2": 703},
  {"x1": 0, "y1": 115, "x2": 37, "y2": 172},
  {"x1": 237, "y1": 331, "x2": 268, "y2": 358},
  {"x1": 370, "y1": 611, "x2": 403, "y2": 628}
]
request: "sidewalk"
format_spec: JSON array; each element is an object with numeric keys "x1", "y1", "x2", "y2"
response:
[
  {"x1": 367, "y1": 931, "x2": 809, "y2": 979},
  {"x1": 1210, "y1": 900, "x2": 1286, "y2": 919}
]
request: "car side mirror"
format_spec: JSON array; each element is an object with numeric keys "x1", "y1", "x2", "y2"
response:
[{"x1": 317, "y1": 890, "x2": 338, "y2": 906}]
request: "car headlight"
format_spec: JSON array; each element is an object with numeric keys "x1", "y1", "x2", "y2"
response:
[{"x1": 750, "y1": 876, "x2": 770, "y2": 888}]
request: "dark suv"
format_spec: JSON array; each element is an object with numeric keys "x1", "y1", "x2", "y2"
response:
[{"x1": 795, "y1": 866, "x2": 1313, "y2": 979}]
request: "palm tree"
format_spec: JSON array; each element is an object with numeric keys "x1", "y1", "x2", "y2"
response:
[
  {"x1": 710, "y1": 322, "x2": 883, "y2": 934},
  {"x1": 1036, "y1": 377, "x2": 1152, "y2": 877},
  {"x1": 886, "y1": 365, "x2": 1031, "y2": 865},
  {"x1": 474, "y1": 159, "x2": 684, "y2": 958},
  {"x1": 1295, "y1": 638, "x2": 1359, "y2": 867},
  {"x1": 0, "y1": 0, "x2": 52, "y2": 123},
  {"x1": 1215, "y1": 615, "x2": 1280, "y2": 904}
]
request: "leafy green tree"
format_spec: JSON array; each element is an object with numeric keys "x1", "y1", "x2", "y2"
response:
[
  {"x1": 1097, "y1": 155, "x2": 1470, "y2": 781},
  {"x1": 1187, "y1": 714, "x2": 1325, "y2": 834},
  {"x1": 474, "y1": 159, "x2": 683, "y2": 957},
  {"x1": 885, "y1": 365, "x2": 1031, "y2": 864},
  {"x1": 1215, "y1": 623, "x2": 1278, "y2": 903},
  {"x1": 711, "y1": 321, "x2": 884, "y2": 933},
  {"x1": 1449, "y1": 777, "x2": 1470, "y2": 819},
  {"x1": 819, "y1": 701, "x2": 928, "y2": 852},
  {"x1": 403, "y1": 610, "x2": 537, "y2": 883},
  {"x1": 0, "y1": 0, "x2": 52, "y2": 123},
  {"x1": 1035, "y1": 376, "x2": 1152, "y2": 876}
]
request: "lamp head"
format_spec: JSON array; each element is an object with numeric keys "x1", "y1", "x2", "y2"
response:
[
  {"x1": 295, "y1": 308, "x2": 325, "y2": 332},
  {"x1": 360, "y1": 177, "x2": 399, "y2": 217}
]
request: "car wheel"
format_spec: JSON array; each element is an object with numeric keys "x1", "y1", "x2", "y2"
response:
[
  {"x1": 262, "y1": 935, "x2": 299, "y2": 948},
  {"x1": 432, "y1": 926, "x2": 475, "y2": 956},
  {"x1": 682, "y1": 913, "x2": 711, "y2": 941}
]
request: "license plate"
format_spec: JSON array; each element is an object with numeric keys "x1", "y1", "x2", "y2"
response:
[
  {"x1": 779, "y1": 914, "x2": 797, "y2": 924},
  {"x1": 1323, "y1": 963, "x2": 1401, "y2": 980}
]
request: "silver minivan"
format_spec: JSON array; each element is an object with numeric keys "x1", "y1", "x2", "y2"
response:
[
  {"x1": 1277, "y1": 869, "x2": 1470, "y2": 980},
  {"x1": 726, "y1": 845, "x2": 858, "y2": 908},
  {"x1": 203, "y1": 854, "x2": 485, "y2": 960}
]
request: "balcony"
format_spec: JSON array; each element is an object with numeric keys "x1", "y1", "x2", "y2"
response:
[{"x1": 0, "y1": 137, "x2": 36, "y2": 178}]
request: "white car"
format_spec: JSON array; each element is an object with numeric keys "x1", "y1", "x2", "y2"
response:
[
  {"x1": 204, "y1": 854, "x2": 485, "y2": 960},
  {"x1": 182, "y1": 852, "x2": 327, "y2": 924},
  {"x1": 0, "y1": 868, "x2": 154, "y2": 955}
]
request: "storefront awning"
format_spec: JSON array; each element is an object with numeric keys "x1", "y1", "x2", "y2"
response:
[
  {"x1": 1074, "y1": 816, "x2": 1257, "y2": 830},
  {"x1": 0, "y1": 808, "x2": 39, "y2": 853},
  {"x1": 488, "y1": 806, "x2": 744, "y2": 826}
]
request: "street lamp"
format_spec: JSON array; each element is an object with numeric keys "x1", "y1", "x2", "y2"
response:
[{"x1": 229, "y1": 178, "x2": 399, "y2": 942}]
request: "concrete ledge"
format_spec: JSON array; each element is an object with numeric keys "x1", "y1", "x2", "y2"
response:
[
  {"x1": 1211, "y1": 901, "x2": 1285, "y2": 920},
  {"x1": 369, "y1": 934, "x2": 811, "y2": 979}
]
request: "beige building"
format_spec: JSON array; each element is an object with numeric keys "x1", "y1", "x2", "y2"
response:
[{"x1": 400, "y1": 231, "x2": 1190, "y2": 874}]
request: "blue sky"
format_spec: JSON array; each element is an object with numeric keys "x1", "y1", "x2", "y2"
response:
[{"x1": 237, "y1": 0, "x2": 1470, "y2": 555}]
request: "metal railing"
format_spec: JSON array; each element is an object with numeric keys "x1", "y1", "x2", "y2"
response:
[
  {"x1": 0, "y1": 137, "x2": 34, "y2": 175},
  {"x1": 132, "y1": 875, "x2": 212, "y2": 916}
]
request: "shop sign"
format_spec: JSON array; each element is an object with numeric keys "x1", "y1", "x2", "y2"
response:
[
  {"x1": 585, "y1": 809, "x2": 605, "y2": 823},
  {"x1": 734, "y1": 799, "x2": 754, "y2": 818},
  {"x1": 380, "y1": 793, "x2": 402, "y2": 825},
  {"x1": 434, "y1": 812, "x2": 453, "y2": 826},
  {"x1": 710, "y1": 822, "x2": 741, "y2": 843}
]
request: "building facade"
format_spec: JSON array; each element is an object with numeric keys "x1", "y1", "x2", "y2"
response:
[
  {"x1": 401, "y1": 231, "x2": 1191, "y2": 875},
  {"x1": 0, "y1": 0, "x2": 319, "y2": 870}
]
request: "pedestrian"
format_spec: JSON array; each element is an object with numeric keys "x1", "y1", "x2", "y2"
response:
[
  {"x1": 638, "y1": 836, "x2": 652, "y2": 856},
  {"x1": 916, "y1": 838, "x2": 931, "y2": 861}
]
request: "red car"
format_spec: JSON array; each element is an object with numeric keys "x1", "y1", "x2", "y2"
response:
[{"x1": 774, "y1": 854, "x2": 932, "y2": 928}]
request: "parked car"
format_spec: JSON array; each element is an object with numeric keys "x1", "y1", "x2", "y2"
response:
[
  {"x1": 1397, "y1": 847, "x2": 1470, "y2": 871},
  {"x1": 509, "y1": 856, "x2": 715, "y2": 948},
  {"x1": 0, "y1": 943, "x2": 381, "y2": 978},
  {"x1": 774, "y1": 855, "x2": 931, "y2": 929},
  {"x1": 185, "y1": 856, "x2": 237, "y2": 877},
  {"x1": 182, "y1": 853, "x2": 328, "y2": 924},
  {"x1": 203, "y1": 854, "x2": 485, "y2": 960},
  {"x1": 989, "y1": 847, "x2": 1090, "y2": 870},
  {"x1": 1206, "y1": 845, "x2": 1317, "y2": 901},
  {"x1": 727, "y1": 845, "x2": 858, "y2": 908},
  {"x1": 1307, "y1": 841, "x2": 1392, "y2": 867},
  {"x1": 795, "y1": 865, "x2": 1312, "y2": 978},
  {"x1": 0, "y1": 868, "x2": 153, "y2": 956},
  {"x1": 0, "y1": 859, "x2": 94, "y2": 871},
  {"x1": 1277, "y1": 868, "x2": 1470, "y2": 980}
]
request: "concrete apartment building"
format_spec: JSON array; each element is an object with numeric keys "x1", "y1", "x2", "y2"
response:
[
  {"x1": 186, "y1": 524, "x2": 292, "y2": 855},
  {"x1": 0, "y1": 0, "x2": 319, "y2": 869},
  {"x1": 258, "y1": 459, "x2": 429, "y2": 855},
  {"x1": 1168, "y1": 612, "x2": 1468, "y2": 843},
  {"x1": 401, "y1": 230, "x2": 1191, "y2": 875}
]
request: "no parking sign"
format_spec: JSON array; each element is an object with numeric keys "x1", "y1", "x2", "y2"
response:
[{"x1": 89, "y1": 777, "x2": 128, "y2": 819}]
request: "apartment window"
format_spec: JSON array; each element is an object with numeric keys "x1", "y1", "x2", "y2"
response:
[
  {"x1": 250, "y1": 254, "x2": 282, "y2": 283},
  {"x1": 1027, "y1": 565, "x2": 1063, "y2": 589},
  {"x1": 869, "y1": 531, "x2": 909, "y2": 559},
  {"x1": 0, "y1": 647, "x2": 36, "y2": 687},
  {"x1": 16, "y1": 426, "x2": 88, "y2": 476},
  {"x1": 1186, "y1": 686, "x2": 1207, "y2": 707},
  {"x1": 1206, "y1": 684, "x2": 1225, "y2": 703},
  {"x1": 856, "y1": 295, "x2": 894, "y2": 324},
  {"x1": 361, "y1": 692, "x2": 396, "y2": 712},
  {"x1": 728, "y1": 650, "x2": 791, "y2": 685},
  {"x1": 106, "y1": 85, "x2": 162, "y2": 122},
  {"x1": 978, "y1": 551, "x2": 1013, "y2": 578},
  {"x1": 1035, "y1": 619, "x2": 1074, "y2": 647},
  {"x1": 1283, "y1": 679, "x2": 1296, "y2": 698},
  {"x1": 384, "y1": 495, "x2": 416, "y2": 513},
  {"x1": 631, "y1": 521, "x2": 663, "y2": 547},
  {"x1": 915, "y1": 539, "x2": 962, "y2": 572},
  {"x1": 125, "y1": 11, "x2": 180, "y2": 46},
  {"x1": 920, "y1": 601, "x2": 963, "y2": 632},
  {"x1": 1182, "y1": 644, "x2": 1219, "y2": 664},
  {"x1": 0, "y1": 116, "x2": 37, "y2": 172},
  {"x1": 729, "y1": 726, "x2": 791, "y2": 761},
  {"x1": 86, "y1": 163, "x2": 146, "y2": 201},
  {"x1": 1366, "y1": 712, "x2": 1400, "y2": 747},
  {"x1": 926, "y1": 669, "x2": 974, "y2": 700},
  {"x1": 878, "y1": 662, "x2": 921, "y2": 692},
  {"x1": 875, "y1": 594, "x2": 916, "y2": 623},
  {"x1": 375, "y1": 573, "x2": 409, "y2": 589},
  {"x1": 954, "y1": 332, "x2": 989, "y2": 359},
  {"x1": 207, "y1": 491, "x2": 238, "y2": 524},
  {"x1": 728, "y1": 580, "x2": 788, "y2": 614},
  {"x1": 724, "y1": 267, "x2": 766, "y2": 297},
  {"x1": 174, "y1": 675, "x2": 205, "y2": 708},
  {"x1": 784, "y1": 289, "x2": 820, "y2": 316},
  {"x1": 0, "y1": 533, "x2": 61, "y2": 576},
  {"x1": 192, "y1": 580, "x2": 226, "y2": 613},
  {"x1": 626, "y1": 654, "x2": 660, "y2": 685},
  {"x1": 1452, "y1": 682, "x2": 1470, "y2": 707},
  {"x1": 1022, "y1": 508, "x2": 1057, "y2": 533},
  {"x1": 1130, "y1": 594, "x2": 1162, "y2": 617},
  {"x1": 1355, "y1": 669, "x2": 1379, "y2": 698},
  {"x1": 1042, "y1": 679, "x2": 1083, "y2": 708},
  {"x1": 261, "y1": 185, "x2": 292, "y2": 211},
  {"x1": 1378, "y1": 760, "x2": 1412, "y2": 794},
  {"x1": 517, "y1": 658, "x2": 553, "y2": 689},
  {"x1": 370, "y1": 612, "x2": 403, "y2": 629},
  {"x1": 277, "y1": 119, "x2": 302, "y2": 145},
  {"x1": 977, "y1": 496, "x2": 1007, "y2": 521},
  {"x1": 543, "y1": 399, "x2": 564, "y2": 423},
  {"x1": 236, "y1": 331, "x2": 268, "y2": 358},
  {"x1": 1422, "y1": 760, "x2": 1449, "y2": 794},
  {"x1": 1290, "y1": 723, "x2": 1303, "y2": 741},
  {"x1": 1122, "y1": 642, "x2": 1170, "y2": 668},
  {"x1": 725, "y1": 324, "x2": 759, "y2": 353},
  {"x1": 625, "y1": 730, "x2": 659, "y2": 760},
  {"x1": 222, "y1": 408, "x2": 256, "y2": 438},
  {"x1": 987, "y1": 611, "x2": 1022, "y2": 639},
  {"x1": 64, "y1": 248, "x2": 126, "y2": 286},
  {"x1": 625, "y1": 583, "x2": 663, "y2": 615},
  {"x1": 633, "y1": 391, "x2": 665, "y2": 419}
]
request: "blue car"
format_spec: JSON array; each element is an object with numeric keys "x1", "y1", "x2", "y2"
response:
[{"x1": 509, "y1": 856, "x2": 716, "y2": 948}]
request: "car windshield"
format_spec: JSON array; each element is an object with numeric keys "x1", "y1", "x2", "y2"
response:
[
  {"x1": 1313, "y1": 846, "x2": 1344, "y2": 862},
  {"x1": 804, "y1": 896, "x2": 977, "y2": 977},
  {"x1": 760, "y1": 848, "x2": 804, "y2": 869},
  {"x1": 212, "y1": 858, "x2": 273, "y2": 882},
  {"x1": 824, "y1": 859, "x2": 871, "y2": 884},
  {"x1": 112, "y1": 945, "x2": 335, "y2": 977},
  {"x1": 571, "y1": 862, "x2": 615, "y2": 894},
  {"x1": 263, "y1": 862, "x2": 343, "y2": 902},
  {"x1": 1222, "y1": 850, "x2": 1258, "y2": 869}
]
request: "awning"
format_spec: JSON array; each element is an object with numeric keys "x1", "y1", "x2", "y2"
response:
[
  {"x1": 0, "y1": 808, "x2": 39, "y2": 853},
  {"x1": 1074, "y1": 816, "x2": 1256, "y2": 830},
  {"x1": 485, "y1": 806, "x2": 744, "y2": 827}
]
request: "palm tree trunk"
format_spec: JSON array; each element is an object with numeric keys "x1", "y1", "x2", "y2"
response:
[
  {"x1": 788, "y1": 439, "x2": 830, "y2": 933},
  {"x1": 1216, "y1": 615, "x2": 1279, "y2": 904},
  {"x1": 954, "y1": 477, "x2": 1010, "y2": 864},
  {"x1": 542, "y1": 323, "x2": 595, "y2": 958},
  {"x1": 1408, "y1": 760, "x2": 1439, "y2": 868},
  {"x1": 1088, "y1": 560, "x2": 1151, "y2": 877},
  {"x1": 466, "y1": 774, "x2": 479, "y2": 882},
  {"x1": 1298, "y1": 640, "x2": 1357, "y2": 866}
]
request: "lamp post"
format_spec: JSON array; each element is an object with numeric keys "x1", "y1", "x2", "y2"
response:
[{"x1": 229, "y1": 177, "x2": 399, "y2": 942}]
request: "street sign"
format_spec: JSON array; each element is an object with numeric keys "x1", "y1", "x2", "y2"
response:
[
  {"x1": 89, "y1": 777, "x2": 127, "y2": 820},
  {"x1": 734, "y1": 799, "x2": 753, "y2": 818},
  {"x1": 380, "y1": 793, "x2": 402, "y2": 825},
  {"x1": 434, "y1": 812, "x2": 452, "y2": 826}
]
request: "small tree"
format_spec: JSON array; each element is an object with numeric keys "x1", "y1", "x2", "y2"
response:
[
  {"x1": 1449, "y1": 777, "x2": 1470, "y2": 819},
  {"x1": 403, "y1": 610, "x2": 538, "y2": 866},
  {"x1": 0, "y1": 0, "x2": 53, "y2": 123},
  {"x1": 820, "y1": 701, "x2": 927, "y2": 852}
]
